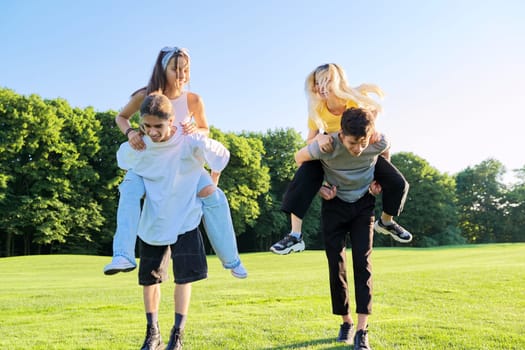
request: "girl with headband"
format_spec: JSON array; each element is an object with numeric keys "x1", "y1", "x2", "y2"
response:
[{"x1": 104, "y1": 47, "x2": 247, "y2": 280}]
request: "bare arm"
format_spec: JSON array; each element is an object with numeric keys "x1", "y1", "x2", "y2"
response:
[
  {"x1": 210, "y1": 170, "x2": 221, "y2": 186},
  {"x1": 115, "y1": 89, "x2": 147, "y2": 150},
  {"x1": 294, "y1": 146, "x2": 313, "y2": 167},
  {"x1": 306, "y1": 129, "x2": 319, "y2": 144},
  {"x1": 183, "y1": 92, "x2": 209, "y2": 136}
]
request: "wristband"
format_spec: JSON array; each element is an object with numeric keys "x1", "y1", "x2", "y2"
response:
[{"x1": 125, "y1": 128, "x2": 135, "y2": 138}]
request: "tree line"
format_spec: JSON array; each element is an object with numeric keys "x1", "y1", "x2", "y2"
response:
[{"x1": 1, "y1": 87, "x2": 524, "y2": 257}]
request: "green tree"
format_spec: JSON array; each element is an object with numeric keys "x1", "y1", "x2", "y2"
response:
[
  {"x1": 45, "y1": 99, "x2": 107, "y2": 254},
  {"x1": 209, "y1": 127, "x2": 270, "y2": 246},
  {"x1": 89, "y1": 110, "x2": 139, "y2": 255},
  {"x1": 0, "y1": 88, "x2": 104, "y2": 256},
  {"x1": 501, "y1": 165, "x2": 525, "y2": 242},
  {"x1": 241, "y1": 128, "x2": 306, "y2": 251},
  {"x1": 455, "y1": 158, "x2": 506, "y2": 243},
  {"x1": 375, "y1": 152, "x2": 462, "y2": 247}
]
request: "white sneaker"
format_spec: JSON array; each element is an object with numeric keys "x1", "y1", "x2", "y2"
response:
[
  {"x1": 103, "y1": 256, "x2": 136, "y2": 275},
  {"x1": 374, "y1": 219, "x2": 413, "y2": 243},
  {"x1": 270, "y1": 234, "x2": 305, "y2": 255},
  {"x1": 230, "y1": 262, "x2": 248, "y2": 279}
]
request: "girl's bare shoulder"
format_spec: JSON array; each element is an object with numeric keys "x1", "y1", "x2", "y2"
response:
[
  {"x1": 130, "y1": 88, "x2": 148, "y2": 101},
  {"x1": 186, "y1": 91, "x2": 203, "y2": 104}
]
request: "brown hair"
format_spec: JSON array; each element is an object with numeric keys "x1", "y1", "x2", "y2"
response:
[
  {"x1": 340, "y1": 107, "x2": 375, "y2": 138},
  {"x1": 130, "y1": 47, "x2": 191, "y2": 97},
  {"x1": 139, "y1": 93, "x2": 173, "y2": 120},
  {"x1": 145, "y1": 48, "x2": 190, "y2": 95}
]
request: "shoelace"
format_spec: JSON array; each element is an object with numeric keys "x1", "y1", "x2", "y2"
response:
[
  {"x1": 144, "y1": 332, "x2": 159, "y2": 346},
  {"x1": 278, "y1": 235, "x2": 298, "y2": 247},
  {"x1": 339, "y1": 323, "x2": 352, "y2": 338},
  {"x1": 357, "y1": 331, "x2": 369, "y2": 347},
  {"x1": 167, "y1": 328, "x2": 182, "y2": 347},
  {"x1": 169, "y1": 334, "x2": 181, "y2": 343},
  {"x1": 167, "y1": 334, "x2": 182, "y2": 349},
  {"x1": 389, "y1": 222, "x2": 410, "y2": 238}
]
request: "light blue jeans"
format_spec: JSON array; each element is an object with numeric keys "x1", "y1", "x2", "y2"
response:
[
  {"x1": 112, "y1": 170, "x2": 241, "y2": 269},
  {"x1": 113, "y1": 171, "x2": 144, "y2": 265},
  {"x1": 200, "y1": 188, "x2": 241, "y2": 269}
]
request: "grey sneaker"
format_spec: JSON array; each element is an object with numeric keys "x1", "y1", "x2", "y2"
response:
[
  {"x1": 103, "y1": 256, "x2": 136, "y2": 275},
  {"x1": 337, "y1": 322, "x2": 355, "y2": 344},
  {"x1": 230, "y1": 262, "x2": 248, "y2": 279},
  {"x1": 269, "y1": 234, "x2": 305, "y2": 255},
  {"x1": 374, "y1": 219, "x2": 413, "y2": 243},
  {"x1": 354, "y1": 329, "x2": 371, "y2": 350},
  {"x1": 140, "y1": 324, "x2": 163, "y2": 350}
]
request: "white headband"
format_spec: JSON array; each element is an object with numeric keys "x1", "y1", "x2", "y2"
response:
[{"x1": 160, "y1": 47, "x2": 189, "y2": 71}]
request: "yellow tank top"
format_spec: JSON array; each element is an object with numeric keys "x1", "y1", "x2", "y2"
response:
[{"x1": 308, "y1": 100, "x2": 359, "y2": 133}]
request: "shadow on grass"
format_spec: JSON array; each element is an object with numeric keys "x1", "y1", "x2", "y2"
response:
[{"x1": 262, "y1": 337, "x2": 349, "y2": 349}]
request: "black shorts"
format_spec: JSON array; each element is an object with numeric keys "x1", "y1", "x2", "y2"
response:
[{"x1": 138, "y1": 228, "x2": 208, "y2": 285}]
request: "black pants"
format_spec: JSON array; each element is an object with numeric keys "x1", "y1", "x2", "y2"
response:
[
  {"x1": 281, "y1": 156, "x2": 409, "y2": 219},
  {"x1": 322, "y1": 194, "x2": 375, "y2": 315}
]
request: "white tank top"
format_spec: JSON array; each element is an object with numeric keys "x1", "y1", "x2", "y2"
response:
[
  {"x1": 169, "y1": 91, "x2": 213, "y2": 190},
  {"x1": 171, "y1": 91, "x2": 192, "y2": 125}
]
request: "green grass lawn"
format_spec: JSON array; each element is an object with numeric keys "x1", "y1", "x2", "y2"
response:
[{"x1": 1, "y1": 244, "x2": 524, "y2": 349}]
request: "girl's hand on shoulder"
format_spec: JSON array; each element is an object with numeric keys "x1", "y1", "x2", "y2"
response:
[
  {"x1": 187, "y1": 92, "x2": 210, "y2": 136},
  {"x1": 181, "y1": 120, "x2": 198, "y2": 135},
  {"x1": 369, "y1": 130, "x2": 381, "y2": 144},
  {"x1": 317, "y1": 133, "x2": 334, "y2": 153},
  {"x1": 128, "y1": 130, "x2": 146, "y2": 150}
]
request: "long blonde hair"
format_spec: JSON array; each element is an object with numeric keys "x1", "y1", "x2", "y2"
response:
[{"x1": 305, "y1": 63, "x2": 383, "y2": 131}]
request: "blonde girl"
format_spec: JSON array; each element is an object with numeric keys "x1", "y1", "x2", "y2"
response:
[{"x1": 270, "y1": 63, "x2": 412, "y2": 255}]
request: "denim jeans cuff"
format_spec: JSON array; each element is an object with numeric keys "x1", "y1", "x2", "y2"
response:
[
  {"x1": 222, "y1": 257, "x2": 240, "y2": 269},
  {"x1": 113, "y1": 253, "x2": 136, "y2": 265}
]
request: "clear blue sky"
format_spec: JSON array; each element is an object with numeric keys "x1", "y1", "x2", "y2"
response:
[{"x1": 1, "y1": 0, "x2": 524, "y2": 182}]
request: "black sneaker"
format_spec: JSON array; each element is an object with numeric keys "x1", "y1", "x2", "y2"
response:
[
  {"x1": 337, "y1": 322, "x2": 354, "y2": 344},
  {"x1": 374, "y1": 219, "x2": 413, "y2": 243},
  {"x1": 354, "y1": 329, "x2": 371, "y2": 350},
  {"x1": 165, "y1": 327, "x2": 183, "y2": 350},
  {"x1": 269, "y1": 234, "x2": 305, "y2": 255},
  {"x1": 140, "y1": 324, "x2": 163, "y2": 350}
]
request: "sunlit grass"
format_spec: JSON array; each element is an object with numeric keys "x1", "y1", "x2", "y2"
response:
[{"x1": 0, "y1": 244, "x2": 524, "y2": 349}]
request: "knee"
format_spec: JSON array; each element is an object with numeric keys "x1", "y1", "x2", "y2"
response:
[
  {"x1": 403, "y1": 180, "x2": 410, "y2": 194},
  {"x1": 198, "y1": 184, "x2": 216, "y2": 198},
  {"x1": 200, "y1": 187, "x2": 227, "y2": 207},
  {"x1": 119, "y1": 177, "x2": 145, "y2": 200},
  {"x1": 390, "y1": 175, "x2": 409, "y2": 193},
  {"x1": 397, "y1": 177, "x2": 409, "y2": 195}
]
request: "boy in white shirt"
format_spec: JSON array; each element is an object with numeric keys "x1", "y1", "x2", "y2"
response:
[{"x1": 117, "y1": 93, "x2": 231, "y2": 350}]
